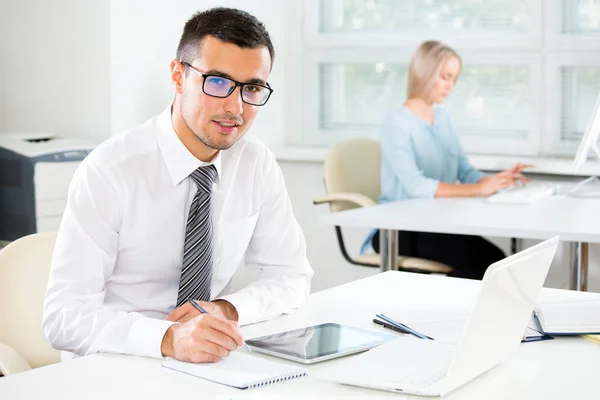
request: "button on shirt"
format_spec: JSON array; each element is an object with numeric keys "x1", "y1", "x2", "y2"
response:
[{"x1": 42, "y1": 106, "x2": 314, "y2": 360}]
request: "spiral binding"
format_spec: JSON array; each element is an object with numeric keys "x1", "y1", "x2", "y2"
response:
[{"x1": 247, "y1": 371, "x2": 308, "y2": 388}]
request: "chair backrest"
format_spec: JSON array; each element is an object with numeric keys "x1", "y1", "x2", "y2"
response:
[
  {"x1": 0, "y1": 232, "x2": 60, "y2": 369},
  {"x1": 323, "y1": 138, "x2": 381, "y2": 212}
]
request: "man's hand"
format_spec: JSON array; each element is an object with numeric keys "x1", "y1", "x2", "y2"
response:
[
  {"x1": 166, "y1": 300, "x2": 239, "y2": 323},
  {"x1": 161, "y1": 314, "x2": 243, "y2": 363}
]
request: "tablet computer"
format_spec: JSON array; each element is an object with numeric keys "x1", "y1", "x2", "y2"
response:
[{"x1": 245, "y1": 322, "x2": 396, "y2": 364}]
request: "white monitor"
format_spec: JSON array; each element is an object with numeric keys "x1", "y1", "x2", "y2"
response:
[{"x1": 572, "y1": 90, "x2": 600, "y2": 174}]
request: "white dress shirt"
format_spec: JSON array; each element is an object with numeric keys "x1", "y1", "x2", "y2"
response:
[{"x1": 42, "y1": 106, "x2": 313, "y2": 360}]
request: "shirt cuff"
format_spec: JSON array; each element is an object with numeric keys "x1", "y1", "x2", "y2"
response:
[
  {"x1": 216, "y1": 291, "x2": 261, "y2": 326},
  {"x1": 127, "y1": 317, "x2": 176, "y2": 359}
]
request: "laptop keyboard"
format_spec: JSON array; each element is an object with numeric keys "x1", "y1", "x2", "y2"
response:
[
  {"x1": 361, "y1": 339, "x2": 455, "y2": 388},
  {"x1": 391, "y1": 342, "x2": 454, "y2": 387}
]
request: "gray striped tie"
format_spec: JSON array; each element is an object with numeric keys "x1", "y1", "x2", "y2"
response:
[{"x1": 176, "y1": 165, "x2": 217, "y2": 307}]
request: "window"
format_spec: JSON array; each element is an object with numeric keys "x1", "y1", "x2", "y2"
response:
[{"x1": 287, "y1": 0, "x2": 600, "y2": 158}]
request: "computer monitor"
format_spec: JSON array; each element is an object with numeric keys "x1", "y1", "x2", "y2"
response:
[
  {"x1": 568, "y1": 90, "x2": 600, "y2": 197},
  {"x1": 572, "y1": 90, "x2": 600, "y2": 174}
]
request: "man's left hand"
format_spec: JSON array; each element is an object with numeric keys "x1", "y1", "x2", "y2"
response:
[{"x1": 166, "y1": 300, "x2": 239, "y2": 323}]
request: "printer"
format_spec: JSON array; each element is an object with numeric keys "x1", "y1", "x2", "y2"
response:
[{"x1": 0, "y1": 133, "x2": 95, "y2": 241}]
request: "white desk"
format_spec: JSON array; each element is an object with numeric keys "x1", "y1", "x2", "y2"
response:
[
  {"x1": 321, "y1": 194, "x2": 600, "y2": 291},
  {"x1": 1, "y1": 272, "x2": 599, "y2": 399}
]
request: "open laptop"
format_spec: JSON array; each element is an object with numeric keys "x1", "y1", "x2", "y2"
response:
[{"x1": 319, "y1": 236, "x2": 559, "y2": 397}]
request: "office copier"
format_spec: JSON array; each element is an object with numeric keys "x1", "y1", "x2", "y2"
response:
[{"x1": 0, "y1": 133, "x2": 95, "y2": 241}]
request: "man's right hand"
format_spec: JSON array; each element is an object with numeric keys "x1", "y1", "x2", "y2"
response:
[{"x1": 161, "y1": 313, "x2": 244, "y2": 363}]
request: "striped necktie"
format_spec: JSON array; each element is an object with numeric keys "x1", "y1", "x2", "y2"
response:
[{"x1": 176, "y1": 164, "x2": 217, "y2": 307}]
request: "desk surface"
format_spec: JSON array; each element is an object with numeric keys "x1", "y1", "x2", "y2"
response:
[
  {"x1": 321, "y1": 194, "x2": 600, "y2": 243},
  {"x1": 1, "y1": 272, "x2": 599, "y2": 399}
]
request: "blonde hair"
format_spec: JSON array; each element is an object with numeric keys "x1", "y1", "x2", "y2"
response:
[{"x1": 407, "y1": 40, "x2": 462, "y2": 100}]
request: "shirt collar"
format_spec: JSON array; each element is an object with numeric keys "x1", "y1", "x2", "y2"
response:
[{"x1": 156, "y1": 105, "x2": 222, "y2": 186}]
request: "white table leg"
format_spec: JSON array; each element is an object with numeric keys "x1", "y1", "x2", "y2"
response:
[{"x1": 380, "y1": 229, "x2": 398, "y2": 272}]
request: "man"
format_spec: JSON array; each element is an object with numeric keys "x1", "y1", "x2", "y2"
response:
[{"x1": 42, "y1": 7, "x2": 313, "y2": 364}]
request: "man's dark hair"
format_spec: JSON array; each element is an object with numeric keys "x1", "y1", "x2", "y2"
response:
[{"x1": 176, "y1": 7, "x2": 275, "y2": 66}]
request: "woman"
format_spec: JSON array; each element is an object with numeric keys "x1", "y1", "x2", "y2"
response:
[{"x1": 371, "y1": 40, "x2": 531, "y2": 280}]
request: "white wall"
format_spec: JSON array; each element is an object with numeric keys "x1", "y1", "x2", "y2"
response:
[{"x1": 0, "y1": 0, "x2": 110, "y2": 141}]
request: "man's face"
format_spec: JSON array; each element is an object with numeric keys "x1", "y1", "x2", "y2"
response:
[{"x1": 177, "y1": 36, "x2": 271, "y2": 151}]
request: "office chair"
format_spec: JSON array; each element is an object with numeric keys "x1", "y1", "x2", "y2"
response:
[
  {"x1": 313, "y1": 138, "x2": 452, "y2": 274},
  {"x1": 0, "y1": 232, "x2": 60, "y2": 376}
]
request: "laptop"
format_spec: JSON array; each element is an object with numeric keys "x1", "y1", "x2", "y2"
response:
[{"x1": 319, "y1": 236, "x2": 559, "y2": 397}]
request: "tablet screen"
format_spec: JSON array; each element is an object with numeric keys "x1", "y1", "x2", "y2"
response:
[{"x1": 246, "y1": 323, "x2": 395, "y2": 361}]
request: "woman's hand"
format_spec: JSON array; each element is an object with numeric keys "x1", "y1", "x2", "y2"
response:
[
  {"x1": 506, "y1": 162, "x2": 534, "y2": 176},
  {"x1": 477, "y1": 172, "x2": 517, "y2": 196},
  {"x1": 477, "y1": 163, "x2": 534, "y2": 196},
  {"x1": 503, "y1": 162, "x2": 533, "y2": 187}
]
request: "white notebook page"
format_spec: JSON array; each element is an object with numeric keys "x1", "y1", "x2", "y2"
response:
[{"x1": 163, "y1": 351, "x2": 306, "y2": 388}]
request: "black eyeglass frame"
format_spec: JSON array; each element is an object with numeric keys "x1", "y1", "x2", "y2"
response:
[{"x1": 181, "y1": 61, "x2": 273, "y2": 106}]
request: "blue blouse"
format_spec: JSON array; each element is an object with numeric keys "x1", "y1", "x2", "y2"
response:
[
  {"x1": 379, "y1": 105, "x2": 483, "y2": 204},
  {"x1": 361, "y1": 106, "x2": 483, "y2": 254}
]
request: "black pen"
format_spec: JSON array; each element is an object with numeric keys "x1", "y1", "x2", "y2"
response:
[
  {"x1": 521, "y1": 334, "x2": 553, "y2": 343},
  {"x1": 187, "y1": 299, "x2": 252, "y2": 352},
  {"x1": 373, "y1": 318, "x2": 411, "y2": 335}
]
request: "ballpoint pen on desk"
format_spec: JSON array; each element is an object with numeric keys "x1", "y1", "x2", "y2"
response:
[
  {"x1": 187, "y1": 299, "x2": 253, "y2": 352},
  {"x1": 375, "y1": 313, "x2": 434, "y2": 340},
  {"x1": 373, "y1": 318, "x2": 411, "y2": 335}
]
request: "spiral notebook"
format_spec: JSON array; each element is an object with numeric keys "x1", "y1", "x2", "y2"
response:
[{"x1": 162, "y1": 352, "x2": 307, "y2": 389}]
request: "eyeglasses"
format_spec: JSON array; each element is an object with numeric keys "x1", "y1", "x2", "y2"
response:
[{"x1": 181, "y1": 61, "x2": 273, "y2": 106}]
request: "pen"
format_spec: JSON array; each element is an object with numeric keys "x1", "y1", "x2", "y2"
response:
[
  {"x1": 373, "y1": 318, "x2": 410, "y2": 335},
  {"x1": 375, "y1": 314, "x2": 434, "y2": 340},
  {"x1": 521, "y1": 335, "x2": 553, "y2": 343},
  {"x1": 187, "y1": 299, "x2": 252, "y2": 352}
]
